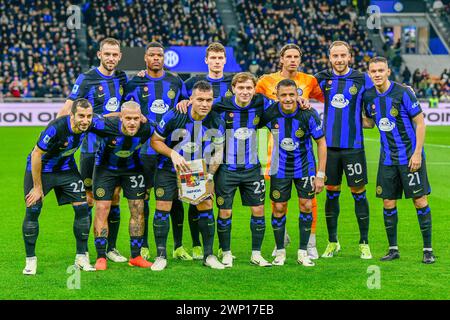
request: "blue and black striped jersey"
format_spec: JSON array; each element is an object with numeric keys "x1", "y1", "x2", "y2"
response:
[
  {"x1": 185, "y1": 74, "x2": 233, "y2": 103},
  {"x1": 124, "y1": 71, "x2": 188, "y2": 156},
  {"x1": 91, "y1": 117, "x2": 154, "y2": 171},
  {"x1": 155, "y1": 107, "x2": 225, "y2": 172},
  {"x1": 315, "y1": 68, "x2": 373, "y2": 149},
  {"x1": 363, "y1": 82, "x2": 423, "y2": 166},
  {"x1": 68, "y1": 68, "x2": 128, "y2": 153},
  {"x1": 213, "y1": 94, "x2": 273, "y2": 171},
  {"x1": 260, "y1": 103, "x2": 324, "y2": 178},
  {"x1": 26, "y1": 116, "x2": 97, "y2": 173}
]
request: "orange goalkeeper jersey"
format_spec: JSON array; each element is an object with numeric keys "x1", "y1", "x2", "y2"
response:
[{"x1": 255, "y1": 71, "x2": 325, "y2": 102}]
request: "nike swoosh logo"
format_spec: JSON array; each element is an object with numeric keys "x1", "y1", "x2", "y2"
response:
[
  {"x1": 413, "y1": 189, "x2": 423, "y2": 194},
  {"x1": 24, "y1": 234, "x2": 34, "y2": 237},
  {"x1": 208, "y1": 223, "x2": 215, "y2": 226},
  {"x1": 98, "y1": 93, "x2": 105, "y2": 98},
  {"x1": 360, "y1": 216, "x2": 369, "y2": 220},
  {"x1": 325, "y1": 87, "x2": 331, "y2": 91},
  {"x1": 355, "y1": 179, "x2": 364, "y2": 184},
  {"x1": 226, "y1": 121, "x2": 234, "y2": 124},
  {"x1": 81, "y1": 233, "x2": 89, "y2": 236},
  {"x1": 142, "y1": 94, "x2": 150, "y2": 98},
  {"x1": 81, "y1": 195, "x2": 86, "y2": 199},
  {"x1": 304, "y1": 228, "x2": 311, "y2": 232},
  {"x1": 192, "y1": 218, "x2": 200, "y2": 222},
  {"x1": 256, "y1": 228, "x2": 265, "y2": 231},
  {"x1": 137, "y1": 192, "x2": 146, "y2": 196},
  {"x1": 308, "y1": 192, "x2": 315, "y2": 196},
  {"x1": 259, "y1": 198, "x2": 265, "y2": 202}
]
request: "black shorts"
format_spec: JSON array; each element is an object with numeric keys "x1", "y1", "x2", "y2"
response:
[
  {"x1": 214, "y1": 166, "x2": 265, "y2": 209},
  {"x1": 270, "y1": 176, "x2": 315, "y2": 202},
  {"x1": 140, "y1": 154, "x2": 158, "y2": 189},
  {"x1": 325, "y1": 147, "x2": 368, "y2": 187},
  {"x1": 93, "y1": 166, "x2": 146, "y2": 201},
  {"x1": 376, "y1": 160, "x2": 431, "y2": 199},
  {"x1": 80, "y1": 152, "x2": 95, "y2": 190},
  {"x1": 154, "y1": 168, "x2": 178, "y2": 201},
  {"x1": 24, "y1": 169, "x2": 86, "y2": 206}
]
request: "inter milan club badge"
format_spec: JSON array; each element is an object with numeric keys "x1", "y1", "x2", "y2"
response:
[
  {"x1": 349, "y1": 85, "x2": 358, "y2": 95},
  {"x1": 296, "y1": 128, "x2": 304, "y2": 138},
  {"x1": 167, "y1": 89, "x2": 176, "y2": 99},
  {"x1": 225, "y1": 90, "x2": 233, "y2": 98},
  {"x1": 390, "y1": 107, "x2": 398, "y2": 117},
  {"x1": 253, "y1": 115, "x2": 260, "y2": 125}
]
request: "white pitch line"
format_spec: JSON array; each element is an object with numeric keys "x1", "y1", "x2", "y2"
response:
[{"x1": 365, "y1": 138, "x2": 450, "y2": 149}]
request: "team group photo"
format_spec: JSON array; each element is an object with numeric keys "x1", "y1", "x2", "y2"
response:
[{"x1": 1, "y1": 0, "x2": 449, "y2": 301}]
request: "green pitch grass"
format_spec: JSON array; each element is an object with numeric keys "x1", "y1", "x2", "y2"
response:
[{"x1": 0, "y1": 126, "x2": 449, "y2": 300}]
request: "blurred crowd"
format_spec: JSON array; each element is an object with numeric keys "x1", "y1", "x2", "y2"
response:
[
  {"x1": 0, "y1": 0, "x2": 82, "y2": 99},
  {"x1": 0, "y1": 0, "x2": 448, "y2": 102},
  {"x1": 83, "y1": 0, "x2": 227, "y2": 66},
  {"x1": 233, "y1": 0, "x2": 375, "y2": 76}
]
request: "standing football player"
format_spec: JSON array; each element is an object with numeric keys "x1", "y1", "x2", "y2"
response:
[
  {"x1": 315, "y1": 41, "x2": 373, "y2": 259},
  {"x1": 363, "y1": 57, "x2": 434, "y2": 264},
  {"x1": 256, "y1": 43, "x2": 324, "y2": 259},
  {"x1": 259, "y1": 79, "x2": 327, "y2": 267}
]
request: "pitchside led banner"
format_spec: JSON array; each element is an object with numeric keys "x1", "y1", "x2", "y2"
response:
[{"x1": 2, "y1": 102, "x2": 450, "y2": 126}]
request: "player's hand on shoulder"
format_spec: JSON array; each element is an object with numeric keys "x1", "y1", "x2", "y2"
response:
[
  {"x1": 26, "y1": 187, "x2": 44, "y2": 207},
  {"x1": 136, "y1": 70, "x2": 146, "y2": 77},
  {"x1": 140, "y1": 114, "x2": 148, "y2": 123},
  {"x1": 175, "y1": 99, "x2": 190, "y2": 114},
  {"x1": 297, "y1": 96, "x2": 311, "y2": 110}
]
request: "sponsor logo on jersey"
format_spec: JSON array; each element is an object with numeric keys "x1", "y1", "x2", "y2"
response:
[
  {"x1": 181, "y1": 142, "x2": 200, "y2": 153},
  {"x1": 280, "y1": 138, "x2": 299, "y2": 151},
  {"x1": 378, "y1": 117, "x2": 396, "y2": 132},
  {"x1": 105, "y1": 97, "x2": 119, "y2": 112},
  {"x1": 331, "y1": 94, "x2": 350, "y2": 109},
  {"x1": 151, "y1": 99, "x2": 170, "y2": 114},
  {"x1": 234, "y1": 127, "x2": 253, "y2": 140}
]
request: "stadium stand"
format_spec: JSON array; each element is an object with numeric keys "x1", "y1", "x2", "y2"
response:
[
  {"x1": 0, "y1": 0, "x2": 447, "y2": 100},
  {"x1": 84, "y1": 0, "x2": 227, "y2": 66},
  {"x1": 233, "y1": 0, "x2": 375, "y2": 76},
  {"x1": 0, "y1": 0, "x2": 82, "y2": 99}
]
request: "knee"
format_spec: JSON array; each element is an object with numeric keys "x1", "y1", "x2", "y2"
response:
[
  {"x1": 350, "y1": 186, "x2": 366, "y2": 194},
  {"x1": 326, "y1": 185, "x2": 341, "y2": 192},
  {"x1": 251, "y1": 205, "x2": 265, "y2": 217},
  {"x1": 413, "y1": 196, "x2": 428, "y2": 209},
  {"x1": 272, "y1": 202, "x2": 287, "y2": 217},
  {"x1": 383, "y1": 199, "x2": 396, "y2": 209},
  {"x1": 219, "y1": 209, "x2": 232, "y2": 219},
  {"x1": 299, "y1": 199, "x2": 312, "y2": 213}
]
